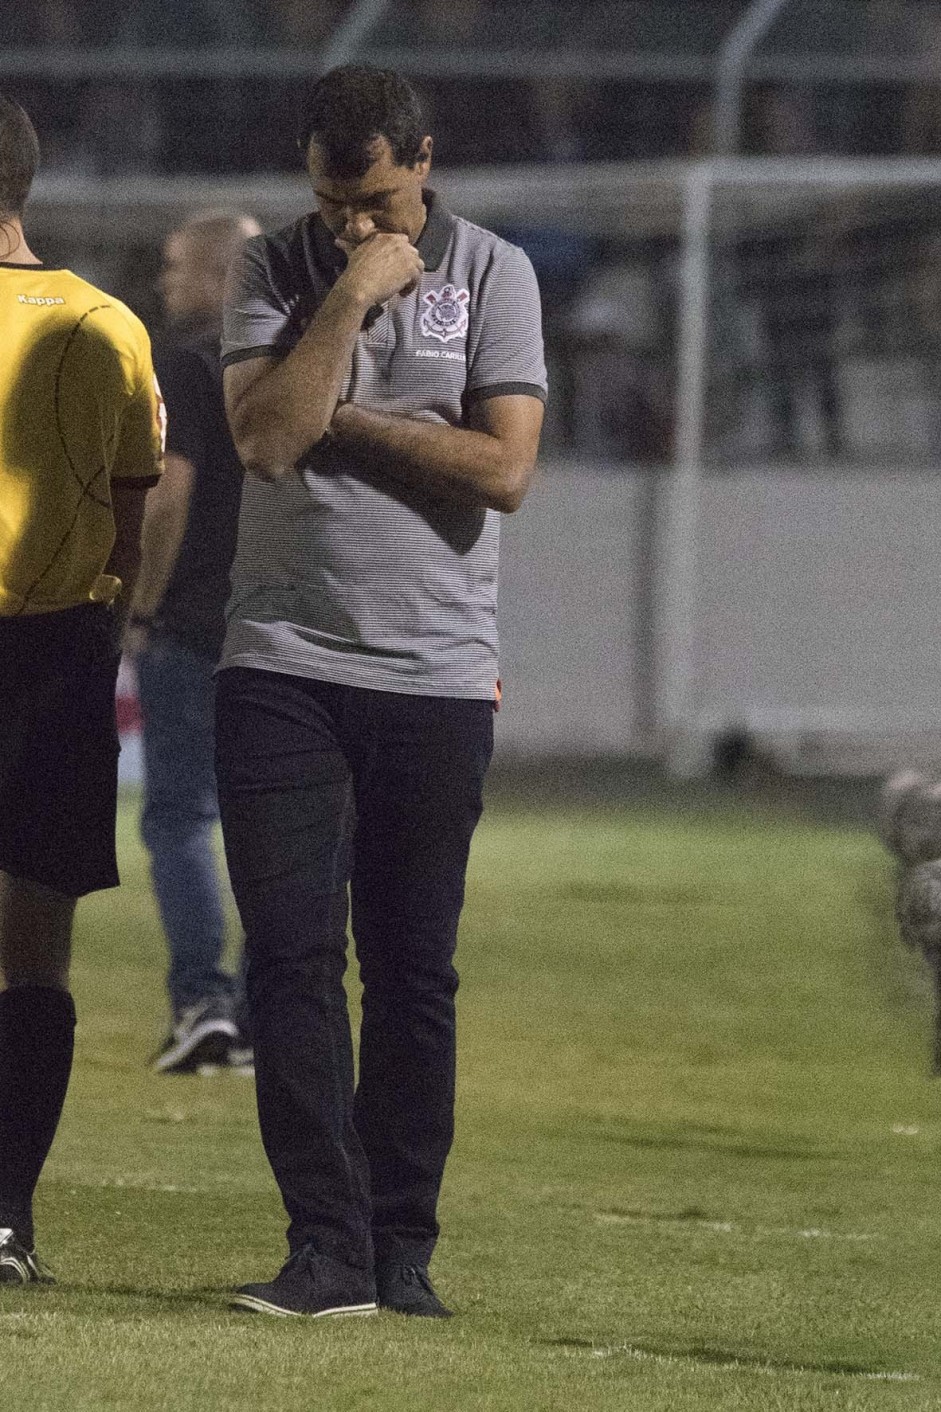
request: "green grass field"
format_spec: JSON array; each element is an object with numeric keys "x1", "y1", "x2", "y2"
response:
[{"x1": 5, "y1": 787, "x2": 941, "y2": 1411}]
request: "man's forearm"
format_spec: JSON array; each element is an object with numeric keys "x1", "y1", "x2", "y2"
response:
[
  {"x1": 130, "y1": 478, "x2": 191, "y2": 619},
  {"x1": 106, "y1": 483, "x2": 149, "y2": 630},
  {"x1": 228, "y1": 284, "x2": 367, "y2": 479},
  {"x1": 329, "y1": 403, "x2": 533, "y2": 514}
]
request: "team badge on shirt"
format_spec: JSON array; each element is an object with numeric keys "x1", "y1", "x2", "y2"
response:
[{"x1": 420, "y1": 285, "x2": 470, "y2": 344}]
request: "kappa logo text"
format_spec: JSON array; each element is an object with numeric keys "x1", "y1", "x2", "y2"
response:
[{"x1": 17, "y1": 295, "x2": 66, "y2": 307}]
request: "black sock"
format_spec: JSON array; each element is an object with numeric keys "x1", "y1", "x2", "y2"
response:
[{"x1": 0, "y1": 986, "x2": 76, "y2": 1249}]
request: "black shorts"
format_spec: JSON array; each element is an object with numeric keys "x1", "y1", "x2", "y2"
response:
[{"x1": 0, "y1": 603, "x2": 121, "y2": 897}]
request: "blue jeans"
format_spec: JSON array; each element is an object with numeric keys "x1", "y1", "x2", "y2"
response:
[{"x1": 137, "y1": 634, "x2": 239, "y2": 1021}]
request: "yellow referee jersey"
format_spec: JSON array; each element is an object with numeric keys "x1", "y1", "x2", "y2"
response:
[{"x1": 0, "y1": 262, "x2": 164, "y2": 616}]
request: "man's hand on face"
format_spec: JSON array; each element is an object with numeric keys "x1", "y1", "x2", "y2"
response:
[{"x1": 337, "y1": 232, "x2": 425, "y2": 308}]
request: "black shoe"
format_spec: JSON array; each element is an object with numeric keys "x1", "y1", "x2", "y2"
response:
[
  {"x1": 150, "y1": 1001, "x2": 237, "y2": 1075},
  {"x1": 232, "y1": 1247, "x2": 377, "y2": 1319},
  {"x1": 376, "y1": 1262, "x2": 453, "y2": 1318},
  {"x1": 0, "y1": 1228, "x2": 54, "y2": 1285}
]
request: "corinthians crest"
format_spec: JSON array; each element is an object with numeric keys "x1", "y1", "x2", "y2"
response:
[{"x1": 420, "y1": 284, "x2": 470, "y2": 343}]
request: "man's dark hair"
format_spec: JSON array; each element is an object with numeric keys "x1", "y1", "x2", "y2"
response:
[
  {"x1": 0, "y1": 95, "x2": 39, "y2": 218},
  {"x1": 297, "y1": 65, "x2": 427, "y2": 179}
]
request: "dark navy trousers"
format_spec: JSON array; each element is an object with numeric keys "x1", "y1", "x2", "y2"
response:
[{"x1": 214, "y1": 666, "x2": 493, "y2": 1273}]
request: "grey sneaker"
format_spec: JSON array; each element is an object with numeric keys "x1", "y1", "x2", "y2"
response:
[
  {"x1": 232, "y1": 1247, "x2": 377, "y2": 1319},
  {"x1": 228, "y1": 1045, "x2": 254, "y2": 1076},
  {"x1": 376, "y1": 1262, "x2": 452, "y2": 1318},
  {"x1": 0, "y1": 1228, "x2": 54, "y2": 1285},
  {"x1": 228, "y1": 1022, "x2": 254, "y2": 1076},
  {"x1": 151, "y1": 1000, "x2": 237, "y2": 1074}
]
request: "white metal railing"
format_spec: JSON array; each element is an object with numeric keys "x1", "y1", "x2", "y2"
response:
[{"x1": 713, "y1": 0, "x2": 793, "y2": 157}]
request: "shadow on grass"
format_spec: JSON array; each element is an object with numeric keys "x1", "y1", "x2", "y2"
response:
[
  {"x1": 543, "y1": 1337, "x2": 912, "y2": 1380},
  {"x1": 53, "y1": 1282, "x2": 232, "y2": 1311},
  {"x1": 589, "y1": 1125, "x2": 839, "y2": 1163},
  {"x1": 597, "y1": 1205, "x2": 710, "y2": 1223}
]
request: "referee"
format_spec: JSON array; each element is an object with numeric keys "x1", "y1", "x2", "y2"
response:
[
  {"x1": 0, "y1": 98, "x2": 164, "y2": 1283},
  {"x1": 217, "y1": 65, "x2": 546, "y2": 1319}
]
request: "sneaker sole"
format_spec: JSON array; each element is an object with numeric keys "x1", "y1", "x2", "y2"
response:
[
  {"x1": 153, "y1": 1020, "x2": 237, "y2": 1074},
  {"x1": 379, "y1": 1302, "x2": 453, "y2": 1318},
  {"x1": 0, "y1": 1261, "x2": 54, "y2": 1286},
  {"x1": 231, "y1": 1294, "x2": 378, "y2": 1319}
]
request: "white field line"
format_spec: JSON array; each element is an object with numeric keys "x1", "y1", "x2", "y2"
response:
[
  {"x1": 595, "y1": 1212, "x2": 874, "y2": 1241},
  {"x1": 53, "y1": 1174, "x2": 259, "y2": 1194},
  {"x1": 0, "y1": 1310, "x2": 58, "y2": 1321},
  {"x1": 587, "y1": 1344, "x2": 919, "y2": 1382},
  {"x1": 95, "y1": 1177, "x2": 204, "y2": 1194}
]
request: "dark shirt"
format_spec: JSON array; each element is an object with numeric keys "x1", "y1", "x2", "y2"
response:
[{"x1": 152, "y1": 318, "x2": 243, "y2": 661}]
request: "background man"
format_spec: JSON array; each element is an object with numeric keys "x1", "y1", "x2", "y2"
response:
[
  {"x1": 217, "y1": 64, "x2": 546, "y2": 1319},
  {"x1": 124, "y1": 209, "x2": 260, "y2": 1076},
  {"x1": 0, "y1": 96, "x2": 163, "y2": 1283}
]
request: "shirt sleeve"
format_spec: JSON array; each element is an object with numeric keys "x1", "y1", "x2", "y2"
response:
[
  {"x1": 153, "y1": 345, "x2": 215, "y2": 468},
  {"x1": 109, "y1": 324, "x2": 165, "y2": 484},
  {"x1": 221, "y1": 237, "x2": 295, "y2": 368},
  {"x1": 466, "y1": 242, "x2": 548, "y2": 404}
]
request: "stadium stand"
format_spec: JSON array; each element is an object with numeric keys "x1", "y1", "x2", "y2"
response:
[{"x1": 6, "y1": 0, "x2": 941, "y2": 463}]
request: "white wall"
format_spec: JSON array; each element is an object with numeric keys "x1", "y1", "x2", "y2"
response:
[
  {"x1": 697, "y1": 468, "x2": 941, "y2": 725},
  {"x1": 118, "y1": 460, "x2": 941, "y2": 777},
  {"x1": 497, "y1": 463, "x2": 657, "y2": 755},
  {"x1": 495, "y1": 460, "x2": 941, "y2": 768}
]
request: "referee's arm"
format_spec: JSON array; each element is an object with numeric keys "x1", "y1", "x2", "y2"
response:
[
  {"x1": 107, "y1": 479, "x2": 155, "y2": 631},
  {"x1": 107, "y1": 339, "x2": 165, "y2": 629},
  {"x1": 123, "y1": 453, "x2": 194, "y2": 654}
]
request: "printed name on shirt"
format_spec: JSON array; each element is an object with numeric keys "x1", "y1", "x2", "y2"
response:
[
  {"x1": 17, "y1": 295, "x2": 66, "y2": 307},
  {"x1": 415, "y1": 348, "x2": 466, "y2": 362}
]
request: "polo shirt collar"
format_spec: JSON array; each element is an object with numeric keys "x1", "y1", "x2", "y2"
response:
[
  {"x1": 415, "y1": 191, "x2": 453, "y2": 271},
  {"x1": 308, "y1": 189, "x2": 454, "y2": 279}
]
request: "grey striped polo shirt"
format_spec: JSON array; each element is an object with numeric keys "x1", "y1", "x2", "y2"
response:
[{"x1": 219, "y1": 191, "x2": 547, "y2": 699}]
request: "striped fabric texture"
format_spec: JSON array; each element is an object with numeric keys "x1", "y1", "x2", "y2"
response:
[{"x1": 219, "y1": 193, "x2": 547, "y2": 699}]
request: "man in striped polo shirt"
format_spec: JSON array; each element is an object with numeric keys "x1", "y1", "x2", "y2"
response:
[{"x1": 217, "y1": 64, "x2": 546, "y2": 1320}]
